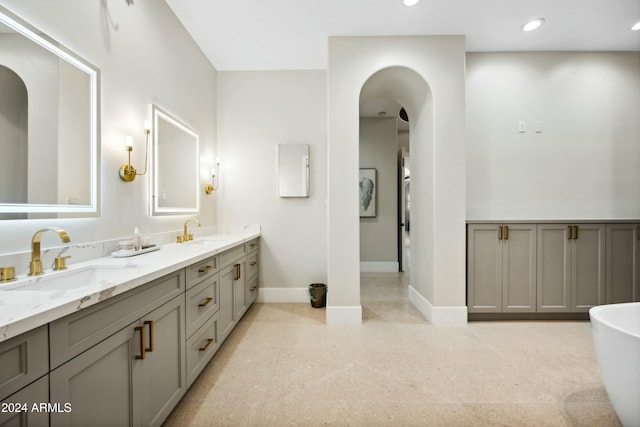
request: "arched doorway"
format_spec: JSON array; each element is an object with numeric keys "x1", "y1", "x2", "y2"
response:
[{"x1": 327, "y1": 36, "x2": 467, "y2": 326}]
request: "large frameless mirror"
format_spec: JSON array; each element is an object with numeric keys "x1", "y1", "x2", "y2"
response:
[
  {"x1": 0, "y1": 5, "x2": 100, "y2": 219},
  {"x1": 150, "y1": 105, "x2": 199, "y2": 216}
]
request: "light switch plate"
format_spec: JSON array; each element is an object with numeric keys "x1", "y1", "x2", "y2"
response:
[{"x1": 518, "y1": 121, "x2": 526, "y2": 133}]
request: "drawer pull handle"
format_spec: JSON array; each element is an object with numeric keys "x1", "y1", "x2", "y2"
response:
[
  {"x1": 573, "y1": 225, "x2": 579, "y2": 240},
  {"x1": 199, "y1": 297, "x2": 213, "y2": 307},
  {"x1": 144, "y1": 320, "x2": 154, "y2": 352},
  {"x1": 250, "y1": 261, "x2": 257, "y2": 266},
  {"x1": 498, "y1": 226, "x2": 503, "y2": 240},
  {"x1": 637, "y1": 226, "x2": 640, "y2": 240},
  {"x1": 504, "y1": 225, "x2": 509, "y2": 240},
  {"x1": 135, "y1": 326, "x2": 145, "y2": 360},
  {"x1": 249, "y1": 243, "x2": 257, "y2": 247},
  {"x1": 250, "y1": 286, "x2": 257, "y2": 291},
  {"x1": 234, "y1": 264, "x2": 241, "y2": 280},
  {"x1": 199, "y1": 338, "x2": 215, "y2": 352},
  {"x1": 198, "y1": 265, "x2": 213, "y2": 274},
  {"x1": 568, "y1": 225, "x2": 573, "y2": 240}
]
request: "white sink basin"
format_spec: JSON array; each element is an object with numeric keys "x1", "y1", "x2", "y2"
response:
[{"x1": 0, "y1": 263, "x2": 138, "y2": 293}]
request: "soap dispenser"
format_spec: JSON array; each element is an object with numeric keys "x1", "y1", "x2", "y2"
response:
[{"x1": 134, "y1": 227, "x2": 142, "y2": 251}]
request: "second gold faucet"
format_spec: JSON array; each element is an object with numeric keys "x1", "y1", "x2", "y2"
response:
[{"x1": 179, "y1": 218, "x2": 200, "y2": 243}]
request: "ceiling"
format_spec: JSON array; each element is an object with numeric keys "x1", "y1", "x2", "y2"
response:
[{"x1": 165, "y1": 0, "x2": 640, "y2": 71}]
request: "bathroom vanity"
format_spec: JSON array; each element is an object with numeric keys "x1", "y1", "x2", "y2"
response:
[{"x1": 0, "y1": 228, "x2": 259, "y2": 427}]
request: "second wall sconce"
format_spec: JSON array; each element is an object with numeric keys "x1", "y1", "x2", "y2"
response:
[
  {"x1": 204, "y1": 158, "x2": 220, "y2": 195},
  {"x1": 119, "y1": 120, "x2": 151, "y2": 182}
]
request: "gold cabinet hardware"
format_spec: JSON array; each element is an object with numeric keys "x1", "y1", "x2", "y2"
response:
[
  {"x1": 198, "y1": 265, "x2": 213, "y2": 274},
  {"x1": 135, "y1": 326, "x2": 146, "y2": 360},
  {"x1": 499, "y1": 226, "x2": 503, "y2": 240},
  {"x1": 199, "y1": 338, "x2": 215, "y2": 352},
  {"x1": 249, "y1": 243, "x2": 257, "y2": 248},
  {"x1": 568, "y1": 225, "x2": 573, "y2": 240},
  {"x1": 234, "y1": 264, "x2": 241, "y2": 280},
  {"x1": 504, "y1": 225, "x2": 509, "y2": 240},
  {"x1": 144, "y1": 320, "x2": 154, "y2": 352},
  {"x1": 54, "y1": 255, "x2": 71, "y2": 271},
  {"x1": 573, "y1": 225, "x2": 578, "y2": 240},
  {"x1": 250, "y1": 261, "x2": 257, "y2": 266},
  {"x1": 249, "y1": 286, "x2": 257, "y2": 292},
  {"x1": 0, "y1": 267, "x2": 16, "y2": 283},
  {"x1": 637, "y1": 225, "x2": 640, "y2": 240},
  {"x1": 198, "y1": 297, "x2": 213, "y2": 307}
]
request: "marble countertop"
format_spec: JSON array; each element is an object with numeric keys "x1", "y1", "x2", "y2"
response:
[{"x1": 0, "y1": 225, "x2": 260, "y2": 343}]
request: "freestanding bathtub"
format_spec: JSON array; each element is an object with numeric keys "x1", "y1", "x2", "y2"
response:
[{"x1": 590, "y1": 302, "x2": 640, "y2": 427}]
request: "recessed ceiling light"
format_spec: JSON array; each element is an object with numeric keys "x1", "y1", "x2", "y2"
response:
[
  {"x1": 403, "y1": 0, "x2": 421, "y2": 6},
  {"x1": 632, "y1": 21, "x2": 640, "y2": 31},
  {"x1": 522, "y1": 18, "x2": 546, "y2": 32}
]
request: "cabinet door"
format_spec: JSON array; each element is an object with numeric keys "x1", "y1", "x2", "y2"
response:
[
  {"x1": 467, "y1": 224, "x2": 502, "y2": 313},
  {"x1": 571, "y1": 224, "x2": 605, "y2": 312},
  {"x1": 50, "y1": 323, "x2": 141, "y2": 427},
  {"x1": 219, "y1": 264, "x2": 236, "y2": 341},
  {"x1": 537, "y1": 224, "x2": 571, "y2": 312},
  {"x1": 140, "y1": 296, "x2": 186, "y2": 427},
  {"x1": 0, "y1": 375, "x2": 49, "y2": 427},
  {"x1": 606, "y1": 224, "x2": 640, "y2": 303},
  {"x1": 502, "y1": 224, "x2": 536, "y2": 312}
]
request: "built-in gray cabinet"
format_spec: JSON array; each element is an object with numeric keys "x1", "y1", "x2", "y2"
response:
[
  {"x1": 50, "y1": 293, "x2": 186, "y2": 427},
  {"x1": 536, "y1": 224, "x2": 605, "y2": 312},
  {"x1": 469, "y1": 222, "x2": 617, "y2": 317},
  {"x1": 467, "y1": 224, "x2": 536, "y2": 313},
  {"x1": 606, "y1": 224, "x2": 640, "y2": 303},
  {"x1": 0, "y1": 375, "x2": 49, "y2": 427}
]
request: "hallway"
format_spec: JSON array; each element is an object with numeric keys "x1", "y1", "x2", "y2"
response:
[{"x1": 164, "y1": 273, "x2": 620, "y2": 426}]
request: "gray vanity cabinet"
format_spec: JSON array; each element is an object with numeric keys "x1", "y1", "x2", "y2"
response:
[
  {"x1": 537, "y1": 224, "x2": 605, "y2": 312},
  {"x1": 50, "y1": 295, "x2": 186, "y2": 427},
  {"x1": 606, "y1": 224, "x2": 640, "y2": 303},
  {"x1": 467, "y1": 224, "x2": 536, "y2": 313},
  {"x1": 0, "y1": 376, "x2": 49, "y2": 427},
  {"x1": 49, "y1": 271, "x2": 187, "y2": 427}
]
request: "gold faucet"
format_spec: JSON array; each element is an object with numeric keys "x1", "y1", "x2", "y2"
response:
[
  {"x1": 183, "y1": 218, "x2": 200, "y2": 242},
  {"x1": 29, "y1": 227, "x2": 71, "y2": 276}
]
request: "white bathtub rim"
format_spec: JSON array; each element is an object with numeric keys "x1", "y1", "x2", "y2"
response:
[{"x1": 589, "y1": 302, "x2": 640, "y2": 339}]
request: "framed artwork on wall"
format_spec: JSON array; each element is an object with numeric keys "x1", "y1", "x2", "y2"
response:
[{"x1": 359, "y1": 168, "x2": 377, "y2": 217}]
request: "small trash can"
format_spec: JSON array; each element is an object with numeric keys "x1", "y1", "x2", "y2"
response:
[{"x1": 308, "y1": 283, "x2": 327, "y2": 308}]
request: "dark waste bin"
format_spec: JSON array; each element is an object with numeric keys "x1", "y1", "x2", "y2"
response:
[{"x1": 308, "y1": 283, "x2": 327, "y2": 308}]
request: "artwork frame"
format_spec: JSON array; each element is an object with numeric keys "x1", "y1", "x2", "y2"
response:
[{"x1": 359, "y1": 168, "x2": 377, "y2": 218}]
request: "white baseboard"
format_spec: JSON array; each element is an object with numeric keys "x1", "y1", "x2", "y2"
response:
[
  {"x1": 256, "y1": 287, "x2": 309, "y2": 303},
  {"x1": 408, "y1": 285, "x2": 467, "y2": 326},
  {"x1": 326, "y1": 305, "x2": 362, "y2": 325},
  {"x1": 360, "y1": 262, "x2": 398, "y2": 272}
]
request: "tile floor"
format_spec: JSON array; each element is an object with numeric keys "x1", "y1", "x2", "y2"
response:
[{"x1": 163, "y1": 272, "x2": 621, "y2": 426}]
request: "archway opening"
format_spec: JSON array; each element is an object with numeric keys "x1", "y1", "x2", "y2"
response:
[{"x1": 358, "y1": 66, "x2": 432, "y2": 321}]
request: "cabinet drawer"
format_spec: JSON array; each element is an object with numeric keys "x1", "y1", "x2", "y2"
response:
[
  {"x1": 49, "y1": 270, "x2": 185, "y2": 369},
  {"x1": 246, "y1": 252, "x2": 259, "y2": 280},
  {"x1": 185, "y1": 255, "x2": 218, "y2": 290},
  {"x1": 186, "y1": 274, "x2": 219, "y2": 337},
  {"x1": 247, "y1": 275, "x2": 259, "y2": 304},
  {"x1": 0, "y1": 374, "x2": 49, "y2": 427},
  {"x1": 246, "y1": 238, "x2": 259, "y2": 254},
  {"x1": 219, "y1": 244, "x2": 246, "y2": 268},
  {"x1": 0, "y1": 325, "x2": 48, "y2": 401},
  {"x1": 186, "y1": 313, "x2": 220, "y2": 387}
]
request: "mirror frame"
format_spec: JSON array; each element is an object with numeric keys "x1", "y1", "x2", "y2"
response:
[
  {"x1": 0, "y1": 6, "x2": 100, "y2": 217},
  {"x1": 150, "y1": 105, "x2": 199, "y2": 216}
]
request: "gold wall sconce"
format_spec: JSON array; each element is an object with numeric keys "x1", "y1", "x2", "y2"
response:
[
  {"x1": 119, "y1": 120, "x2": 151, "y2": 182},
  {"x1": 204, "y1": 158, "x2": 220, "y2": 195}
]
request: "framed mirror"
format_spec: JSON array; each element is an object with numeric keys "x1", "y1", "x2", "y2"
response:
[
  {"x1": 0, "y1": 6, "x2": 100, "y2": 219},
  {"x1": 150, "y1": 105, "x2": 199, "y2": 216},
  {"x1": 278, "y1": 144, "x2": 309, "y2": 198}
]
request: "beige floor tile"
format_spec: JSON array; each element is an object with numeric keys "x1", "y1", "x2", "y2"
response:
[{"x1": 163, "y1": 272, "x2": 621, "y2": 427}]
